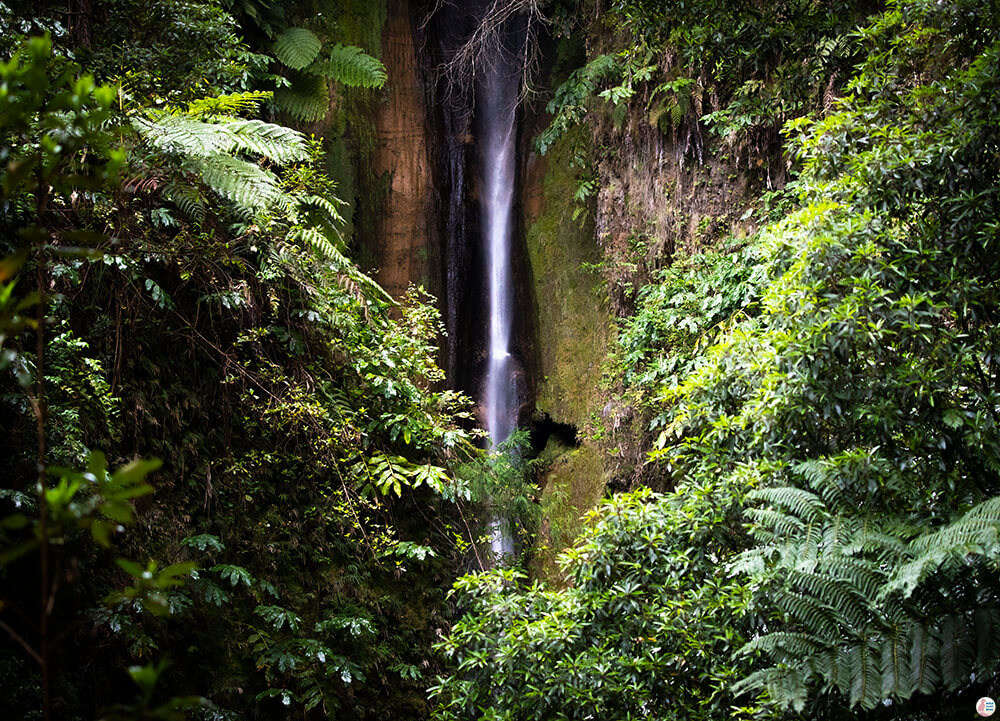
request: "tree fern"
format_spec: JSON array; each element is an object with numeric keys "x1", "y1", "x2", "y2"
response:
[
  {"x1": 272, "y1": 27, "x2": 322, "y2": 71},
  {"x1": 309, "y1": 44, "x2": 387, "y2": 89}
]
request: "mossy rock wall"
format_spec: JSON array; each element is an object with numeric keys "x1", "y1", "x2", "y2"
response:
[
  {"x1": 524, "y1": 128, "x2": 610, "y2": 428},
  {"x1": 522, "y1": 126, "x2": 613, "y2": 573}
]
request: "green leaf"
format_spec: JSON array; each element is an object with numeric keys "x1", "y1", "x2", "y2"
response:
[
  {"x1": 308, "y1": 44, "x2": 387, "y2": 89},
  {"x1": 273, "y1": 27, "x2": 322, "y2": 70}
]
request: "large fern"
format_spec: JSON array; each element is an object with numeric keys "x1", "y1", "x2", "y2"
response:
[
  {"x1": 309, "y1": 44, "x2": 387, "y2": 89},
  {"x1": 734, "y1": 477, "x2": 1000, "y2": 712},
  {"x1": 132, "y1": 96, "x2": 392, "y2": 308},
  {"x1": 269, "y1": 28, "x2": 385, "y2": 125},
  {"x1": 272, "y1": 27, "x2": 322, "y2": 70}
]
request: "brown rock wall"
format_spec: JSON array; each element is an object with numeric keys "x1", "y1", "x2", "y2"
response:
[{"x1": 368, "y1": 0, "x2": 440, "y2": 300}]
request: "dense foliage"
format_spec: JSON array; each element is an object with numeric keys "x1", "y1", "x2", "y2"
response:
[
  {"x1": 5, "y1": 0, "x2": 1000, "y2": 720},
  {"x1": 431, "y1": 0, "x2": 1000, "y2": 720},
  {"x1": 0, "y1": 3, "x2": 490, "y2": 720}
]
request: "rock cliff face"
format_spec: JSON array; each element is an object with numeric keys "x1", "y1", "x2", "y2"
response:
[
  {"x1": 522, "y1": 99, "x2": 767, "y2": 574},
  {"x1": 367, "y1": 0, "x2": 440, "y2": 302}
]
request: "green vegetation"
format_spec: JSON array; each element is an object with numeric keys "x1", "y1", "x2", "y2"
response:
[
  {"x1": 0, "y1": 4, "x2": 479, "y2": 720},
  {"x1": 4, "y1": 0, "x2": 1000, "y2": 720},
  {"x1": 432, "y1": 0, "x2": 1000, "y2": 720}
]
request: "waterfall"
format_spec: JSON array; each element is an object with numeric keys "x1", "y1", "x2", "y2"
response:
[
  {"x1": 426, "y1": 1, "x2": 526, "y2": 562},
  {"x1": 475, "y1": 18, "x2": 523, "y2": 561},
  {"x1": 479, "y1": 63, "x2": 519, "y2": 451}
]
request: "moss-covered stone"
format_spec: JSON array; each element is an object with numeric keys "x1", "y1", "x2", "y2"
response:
[
  {"x1": 523, "y1": 127, "x2": 613, "y2": 579},
  {"x1": 524, "y1": 128, "x2": 611, "y2": 430}
]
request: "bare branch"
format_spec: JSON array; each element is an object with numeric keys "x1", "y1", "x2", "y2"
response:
[{"x1": 422, "y1": 0, "x2": 549, "y2": 116}]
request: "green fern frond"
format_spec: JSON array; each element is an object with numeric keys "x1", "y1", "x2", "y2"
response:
[
  {"x1": 908, "y1": 622, "x2": 940, "y2": 696},
  {"x1": 273, "y1": 27, "x2": 322, "y2": 70},
  {"x1": 884, "y1": 497, "x2": 1000, "y2": 599},
  {"x1": 289, "y1": 226, "x2": 350, "y2": 268},
  {"x1": 134, "y1": 113, "x2": 226, "y2": 158},
  {"x1": 748, "y1": 486, "x2": 829, "y2": 523},
  {"x1": 846, "y1": 639, "x2": 882, "y2": 708},
  {"x1": 825, "y1": 556, "x2": 882, "y2": 600},
  {"x1": 785, "y1": 569, "x2": 872, "y2": 630},
  {"x1": 741, "y1": 631, "x2": 829, "y2": 659},
  {"x1": 880, "y1": 625, "x2": 913, "y2": 698},
  {"x1": 186, "y1": 91, "x2": 273, "y2": 118},
  {"x1": 309, "y1": 44, "x2": 387, "y2": 89},
  {"x1": 772, "y1": 589, "x2": 841, "y2": 641},
  {"x1": 793, "y1": 450, "x2": 891, "y2": 509},
  {"x1": 937, "y1": 613, "x2": 973, "y2": 690},
  {"x1": 733, "y1": 666, "x2": 810, "y2": 712},
  {"x1": 221, "y1": 119, "x2": 309, "y2": 164},
  {"x1": 746, "y1": 507, "x2": 806, "y2": 536},
  {"x1": 136, "y1": 112, "x2": 309, "y2": 165},
  {"x1": 162, "y1": 181, "x2": 205, "y2": 223},
  {"x1": 822, "y1": 514, "x2": 861, "y2": 557},
  {"x1": 196, "y1": 154, "x2": 282, "y2": 213},
  {"x1": 274, "y1": 74, "x2": 329, "y2": 123},
  {"x1": 298, "y1": 194, "x2": 343, "y2": 225}
]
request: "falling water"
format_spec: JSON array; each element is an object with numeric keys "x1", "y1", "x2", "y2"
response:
[
  {"x1": 480, "y1": 66, "x2": 519, "y2": 451},
  {"x1": 476, "y1": 26, "x2": 523, "y2": 560}
]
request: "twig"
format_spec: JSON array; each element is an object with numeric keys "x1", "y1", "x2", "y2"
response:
[{"x1": 0, "y1": 618, "x2": 43, "y2": 666}]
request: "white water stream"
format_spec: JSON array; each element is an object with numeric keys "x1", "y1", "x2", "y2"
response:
[
  {"x1": 481, "y1": 75, "x2": 518, "y2": 451},
  {"x1": 478, "y1": 45, "x2": 521, "y2": 559}
]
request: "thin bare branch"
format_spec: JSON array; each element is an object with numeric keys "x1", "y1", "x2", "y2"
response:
[{"x1": 423, "y1": 0, "x2": 549, "y2": 116}]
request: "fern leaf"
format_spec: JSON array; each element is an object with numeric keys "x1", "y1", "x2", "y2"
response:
[
  {"x1": 135, "y1": 113, "x2": 309, "y2": 166},
  {"x1": 786, "y1": 569, "x2": 872, "y2": 630},
  {"x1": 162, "y1": 181, "x2": 205, "y2": 223},
  {"x1": 186, "y1": 91, "x2": 273, "y2": 118},
  {"x1": 289, "y1": 226, "x2": 351, "y2": 268},
  {"x1": 195, "y1": 154, "x2": 282, "y2": 213},
  {"x1": 741, "y1": 631, "x2": 828, "y2": 658},
  {"x1": 298, "y1": 194, "x2": 343, "y2": 225},
  {"x1": 772, "y1": 588, "x2": 841, "y2": 641},
  {"x1": 273, "y1": 27, "x2": 322, "y2": 70},
  {"x1": 909, "y1": 622, "x2": 940, "y2": 695},
  {"x1": 732, "y1": 667, "x2": 809, "y2": 712},
  {"x1": 847, "y1": 639, "x2": 882, "y2": 709},
  {"x1": 134, "y1": 113, "x2": 226, "y2": 158},
  {"x1": 748, "y1": 486, "x2": 829, "y2": 523},
  {"x1": 274, "y1": 73, "x2": 329, "y2": 123},
  {"x1": 221, "y1": 119, "x2": 309, "y2": 164},
  {"x1": 884, "y1": 497, "x2": 1000, "y2": 599},
  {"x1": 746, "y1": 506, "x2": 806, "y2": 536},
  {"x1": 309, "y1": 44, "x2": 387, "y2": 89},
  {"x1": 880, "y1": 624, "x2": 913, "y2": 698}
]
